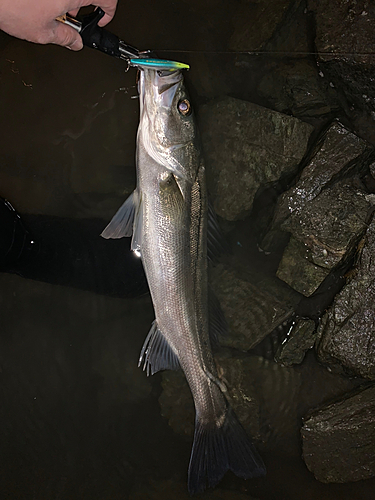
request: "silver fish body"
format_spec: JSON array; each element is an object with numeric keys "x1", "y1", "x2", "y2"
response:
[{"x1": 102, "y1": 68, "x2": 265, "y2": 493}]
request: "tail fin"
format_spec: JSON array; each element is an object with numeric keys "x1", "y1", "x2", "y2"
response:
[{"x1": 188, "y1": 406, "x2": 265, "y2": 494}]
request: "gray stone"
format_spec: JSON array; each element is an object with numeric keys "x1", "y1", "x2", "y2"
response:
[
  {"x1": 273, "y1": 121, "x2": 371, "y2": 227},
  {"x1": 310, "y1": 0, "x2": 375, "y2": 66},
  {"x1": 276, "y1": 236, "x2": 330, "y2": 296},
  {"x1": 302, "y1": 385, "x2": 375, "y2": 483},
  {"x1": 270, "y1": 120, "x2": 373, "y2": 297},
  {"x1": 309, "y1": 0, "x2": 375, "y2": 125},
  {"x1": 211, "y1": 264, "x2": 294, "y2": 351},
  {"x1": 275, "y1": 318, "x2": 316, "y2": 366},
  {"x1": 198, "y1": 96, "x2": 314, "y2": 221},
  {"x1": 281, "y1": 182, "x2": 370, "y2": 269},
  {"x1": 261, "y1": 0, "x2": 311, "y2": 55},
  {"x1": 277, "y1": 181, "x2": 370, "y2": 296},
  {"x1": 316, "y1": 219, "x2": 375, "y2": 380}
]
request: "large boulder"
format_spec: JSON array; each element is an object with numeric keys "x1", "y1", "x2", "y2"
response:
[
  {"x1": 309, "y1": 0, "x2": 375, "y2": 142},
  {"x1": 199, "y1": 97, "x2": 313, "y2": 221},
  {"x1": 268, "y1": 121, "x2": 373, "y2": 296},
  {"x1": 276, "y1": 180, "x2": 371, "y2": 296},
  {"x1": 302, "y1": 385, "x2": 375, "y2": 482},
  {"x1": 316, "y1": 217, "x2": 375, "y2": 380},
  {"x1": 272, "y1": 121, "x2": 372, "y2": 227}
]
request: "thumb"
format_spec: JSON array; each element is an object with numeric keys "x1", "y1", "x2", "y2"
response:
[{"x1": 50, "y1": 23, "x2": 83, "y2": 50}]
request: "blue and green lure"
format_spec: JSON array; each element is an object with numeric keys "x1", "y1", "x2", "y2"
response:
[{"x1": 129, "y1": 58, "x2": 190, "y2": 71}]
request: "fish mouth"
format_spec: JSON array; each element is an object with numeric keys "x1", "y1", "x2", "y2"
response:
[{"x1": 138, "y1": 68, "x2": 183, "y2": 112}]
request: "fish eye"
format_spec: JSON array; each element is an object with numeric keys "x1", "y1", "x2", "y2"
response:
[{"x1": 178, "y1": 99, "x2": 191, "y2": 116}]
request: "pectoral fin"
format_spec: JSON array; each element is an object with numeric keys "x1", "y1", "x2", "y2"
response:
[{"x1": 101, "y1": 190, "x2": 139, "y2": 239}]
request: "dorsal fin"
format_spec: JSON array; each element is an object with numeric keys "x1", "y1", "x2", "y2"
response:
[
  {"x1": 208, "y1": 202, "x2": 228, "y2": 262},
  {"x1": 209, "y1": 289, "x2": 228, "y2": 347}
]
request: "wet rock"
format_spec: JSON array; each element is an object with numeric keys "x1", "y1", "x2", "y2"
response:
[
  {"x1": 199, "y1": 96, "x2": 313, "y2": 221},
  {"x1": 277, "y1": 181, "x2": 371, "y2": 296},
  {"x1": 273, "y1": 121, "x2": 372, "y2": 227},
  {"x1": 316, "y1": 219, "x2": 375, "y2": 380},
  {"x1": 309, "y1": 0, "x2": 375, "y2": 119},
  {"x1": 310, "y1": 0, "x2": 375, "y2": 65},
  {"x1": 276, "y1": 236, "x2": 330, "y2": 296},
  {"x1": 258, "y1": 60, "x2": 334, "y2": 118},
  {"x1": 229, "y1": 0, "x2": 293, "y2": 52},
  {"x1": 281, "y1": 182, "x2": 370, "y2": 269},
  {"x1": 275, "y1": 318, "x2": 316, "y2": 366},
  {"x1": 301, "y1": 385, "x2": 375, "y2": 483},
  {"x1": 268, "y1": 120, "x2": 373, "y2": 297},
  {"x1": 211, "y1": 264, "x2": 294, "y2": 351}
]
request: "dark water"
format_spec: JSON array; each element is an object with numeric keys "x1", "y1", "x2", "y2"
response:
[{"x1": 0, "y1": 2, "x2": 374, "y2": 499}]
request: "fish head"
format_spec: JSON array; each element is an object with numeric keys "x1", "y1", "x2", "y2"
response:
[{"x1": 138, "y1": 68, "x2": 199, "y2": 183}]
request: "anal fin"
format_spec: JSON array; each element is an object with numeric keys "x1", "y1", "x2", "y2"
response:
[{"x1": 138, "y1": 321, "x2": 180, "y2": 376}]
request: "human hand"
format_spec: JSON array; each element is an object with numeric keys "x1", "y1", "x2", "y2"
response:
[{"x1": 0, "y1": 0, "x2": 118, "y2": 50}]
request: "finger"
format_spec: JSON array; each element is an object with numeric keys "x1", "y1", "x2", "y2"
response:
[
  {"x1": 97, "y1": 12, "x2": 114, "y2": 26},
  {"x1": 67, "y1": 9, "x2": 80, "y2": 17},
  {"x1": 50, "y1": 23, "x2": 83, "y2": 50},
  {"x1": 95, "y1": 1, "x2": 118, "y2": 26},
  {"x1": 65, "y1": 2, "x2": 118, "y2": 27}
]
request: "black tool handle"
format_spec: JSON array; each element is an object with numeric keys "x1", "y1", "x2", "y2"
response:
[{"x1": 80, "y1": 8, "x2": 122, "y2": 58}]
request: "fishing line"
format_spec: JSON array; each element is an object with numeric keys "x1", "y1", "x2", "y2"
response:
[{"x1": 155, "y1": 49, "x2": 375, "y2": 57}]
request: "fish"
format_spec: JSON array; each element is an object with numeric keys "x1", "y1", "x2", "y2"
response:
[{"x1": 101, "y1": 66, "x2": 266, "y2": 493}]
